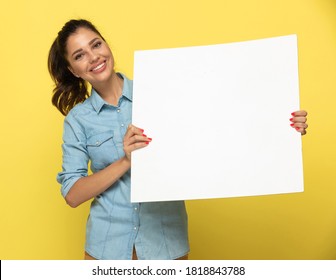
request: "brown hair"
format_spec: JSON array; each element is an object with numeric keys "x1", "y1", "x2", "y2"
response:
[{"x1": 48, "y1": 19, "x2": 106, "y2": 115}]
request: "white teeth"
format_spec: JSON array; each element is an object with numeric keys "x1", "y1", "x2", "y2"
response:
[{"x1": 92, "y1": 62, "x2": 105, "y2": 71}]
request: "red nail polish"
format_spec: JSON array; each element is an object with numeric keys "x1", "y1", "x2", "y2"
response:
[
  {"x1": 290, "y1": 118, "x2": 293, "y2": 121},
  {"x1": 290, "y1": 123, "x2": 294, "y2": 127},
  {"x1": 145, "y1": 142, "x2": 149, "y2": 144},
  {"x1": 291, "y1": 112, "x2": 295, "y2": 116},
  {"x1": 143, "y1": 134, "x2": 147, "y2": 137},
  {"x1": 148, "y1": 138, "x2": 152, "y2": 141},
  {"x1": 295, "y1": 127, "x2": 300, "y2": 130},
  {"x1": 140, "y1": 129, "x2": 144, "y2": 133}
]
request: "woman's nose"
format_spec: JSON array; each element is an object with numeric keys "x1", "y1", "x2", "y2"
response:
[{"x1": 89, "y1": 51, "x2": 99, "y2": 63}]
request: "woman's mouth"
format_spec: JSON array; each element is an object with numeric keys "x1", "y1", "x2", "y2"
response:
[{"x1": 91, "y1": 61, "x2": 106, "y2": 73}]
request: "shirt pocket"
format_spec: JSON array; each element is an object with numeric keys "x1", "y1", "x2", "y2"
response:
[{"x1": 86, "y1": 130, "x2": 120, "y2": 170}]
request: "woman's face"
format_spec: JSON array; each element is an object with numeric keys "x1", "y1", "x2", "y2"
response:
[{"x1": 66, "y1": 27, "x2": 114, "y2": 86}]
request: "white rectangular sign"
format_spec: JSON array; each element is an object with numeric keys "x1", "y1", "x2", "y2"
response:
[{"x1": 131, "y1": 35, "x2": 303, "y2": 202}]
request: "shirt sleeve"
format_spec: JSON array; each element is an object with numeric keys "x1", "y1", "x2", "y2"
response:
[{"x1": 56, "y1": 113, "x2": 89, "y2": 198}]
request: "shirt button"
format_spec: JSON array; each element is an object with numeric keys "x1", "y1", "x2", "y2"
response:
[
  {"x1": 117, "y1": 109, "x2": 121, "y2": 113},
  {"x1": 95, "y1": 141, "x2": 100, "y2": 146},
  {"x1": 134, "y1": 207, "x2": 138, "y2": 211},
  {"x1": 134, "y1": 226, "x2": 137, "y2": 230},
  {"x1": 121, "y1": 124, "x2": 124, "y2": 127}
]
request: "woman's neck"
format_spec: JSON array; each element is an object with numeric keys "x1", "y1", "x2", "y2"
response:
[{"x1": 93, "y1": 71, "x2": 124, "y2": 106}]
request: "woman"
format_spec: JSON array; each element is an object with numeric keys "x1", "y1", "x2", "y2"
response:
[{"x1": 48, "y1": 19, "x2": 308, "y2": 260}]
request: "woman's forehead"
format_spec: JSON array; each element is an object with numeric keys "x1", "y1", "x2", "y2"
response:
[{"x1": 66, "y1": 28, "x2": 101, "y2": 51}]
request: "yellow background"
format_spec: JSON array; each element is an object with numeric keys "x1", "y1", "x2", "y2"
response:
[{"x1": 0, "y1": 0, "x2": 335, "y2": 259}]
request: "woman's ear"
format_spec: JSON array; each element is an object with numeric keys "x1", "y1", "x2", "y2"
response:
[{"x1": 68, "y1": 66, "x2": 80, "y2": 78}]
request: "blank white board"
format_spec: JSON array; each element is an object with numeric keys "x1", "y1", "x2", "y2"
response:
[{"x1": 131, "y1": 35, "x2": 303, "y2": 202}]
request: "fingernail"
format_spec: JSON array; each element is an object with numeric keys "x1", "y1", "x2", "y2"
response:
[
  {"x1": 290, "y1": 123, "x2": 294, "y2": 127},
  {"x1": 140, "y1": 129, "x2": 144, "y2": 133},
  {"x1": 295, "y1": 127, "x2": 300, "y2": 131},
  {"x1": 148, "y1": 138, "x2": 152, "y2": 141},
  {"x1": 291, "y1": 112, "x2": 295, "y2": 116},
  {"x1": 145, "y1": 142, "x2": 149, "y2": 144},
  {"x1": 143, "y1": 134, "x2": 147, "y2": 137},
  {"x1": 290, "y1": 118, "x2": 294, "y2": 121}
]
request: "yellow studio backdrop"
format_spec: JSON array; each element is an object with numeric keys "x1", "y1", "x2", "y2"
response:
[{"x1": 0, "y1": 0, "x2": 335, "y2": 260}]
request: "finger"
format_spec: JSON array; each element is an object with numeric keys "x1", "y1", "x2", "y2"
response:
[
  {"x1": 290, "y1": 116, "x2": 307, "y2": 123},
  {"x1": 294, "y1": 126, "x2": 303, "y2": 132},
  {"x1": 291, "y1": 110, "x2": 307, "y2": 117},
  {"x1": 131, "y1": 124, "x2": 146, "y2": 136},
  {"x1": 295, "y1": 126, "x2": 307, "y2": 135},
  {"x1": 128, "y1": 141, "x2": 150, "y2": 153},
  {"x1": 291, "y1": 122, "x2": 308, "y2": 129},
  {"x1": 124, "y1": 124, "x2": 145, "y2": 139},
  {"x1": 127, "y1": 134, "x2": 152, "y2": 146}
]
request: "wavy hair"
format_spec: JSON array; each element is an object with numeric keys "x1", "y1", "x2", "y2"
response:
[{"x1": 48, "y1": 19, "x2": 105, "y2": 115}]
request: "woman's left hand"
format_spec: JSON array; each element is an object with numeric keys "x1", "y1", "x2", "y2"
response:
[{"x1": 290, "y1": 110, "x2": 308, "y2": 135}]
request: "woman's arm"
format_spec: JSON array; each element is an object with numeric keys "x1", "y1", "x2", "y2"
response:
[{"x1": 65, "y1": 125, "x2": 151, "y2": 208}]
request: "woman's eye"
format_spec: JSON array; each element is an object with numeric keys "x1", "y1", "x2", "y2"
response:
[
  {"x1": 75, "y1": 53, "x2": 83, "y2": 60},
  {"x1": 93, "y1": 42, "x2": 102, "y2": 48}
]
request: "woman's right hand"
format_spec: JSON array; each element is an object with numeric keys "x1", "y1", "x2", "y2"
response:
[{"x1": 123, "y1": 124, "x2": 152, "y2": 161}]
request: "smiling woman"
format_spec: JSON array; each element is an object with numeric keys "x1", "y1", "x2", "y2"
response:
[
  {"x1": 47, "y1": 18, "x2": 308, "y2": 261},
  {"x1": 65, "y1": 29, "x2": 116, "y2": 95},
  {"x1": 47, "y1": 19, "x2": 190, "y2": 260}
]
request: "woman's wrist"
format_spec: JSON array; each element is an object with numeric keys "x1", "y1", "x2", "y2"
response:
[{"x1": 121, "y1": 155, "x2": 131, "y2": 169}]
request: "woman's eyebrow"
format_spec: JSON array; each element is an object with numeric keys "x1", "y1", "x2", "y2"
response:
[{"x1": 71, "y1": 37, "x2": 100, "y2": 57}]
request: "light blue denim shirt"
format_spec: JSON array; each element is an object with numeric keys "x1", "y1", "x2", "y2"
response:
[{"x1": 57, "y1": 73, "x2": 189, "y2": 260}]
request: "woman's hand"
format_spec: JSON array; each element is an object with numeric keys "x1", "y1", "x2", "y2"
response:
[
  {"x1": 123, "y1": 124, "x2": 152, "y2": 161},
  {"x1": 290, "y1": 110, "x2": 308, "y2": 135}
]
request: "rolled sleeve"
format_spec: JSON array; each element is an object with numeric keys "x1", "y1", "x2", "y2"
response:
[{"x1": 57, "y1": 113, "x2": 89, "y2": 198}]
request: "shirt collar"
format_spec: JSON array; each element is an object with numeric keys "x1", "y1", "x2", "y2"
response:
[{"x1": 90, "y1": 73, "x2": 133, "y2": 114}]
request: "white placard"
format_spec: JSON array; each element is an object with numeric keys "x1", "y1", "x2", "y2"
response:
[{"x1": 132, "y1": 35, "x2": 303, "y2": 202}]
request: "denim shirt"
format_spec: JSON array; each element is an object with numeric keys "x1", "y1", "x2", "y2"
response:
[{"x1": 57, "y1": 74, "x2": 189, "y2": 259}]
